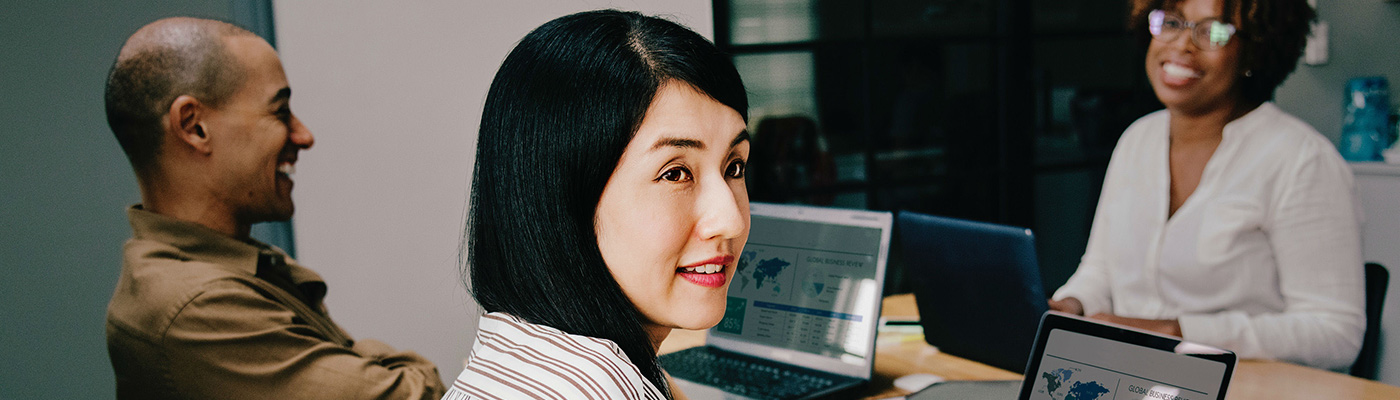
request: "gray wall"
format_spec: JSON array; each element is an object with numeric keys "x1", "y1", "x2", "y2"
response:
[
  {"x1": 1275, "y1": 0, "x2": 1400, "y2": 143},
  {"x1": 0, "y1": 2, "x2": 236, "y2": 399}
]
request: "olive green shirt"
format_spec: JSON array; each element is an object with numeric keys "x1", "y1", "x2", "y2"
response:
[{"x1": 106, "y1": 205, "x2": 444, "y2": 399}]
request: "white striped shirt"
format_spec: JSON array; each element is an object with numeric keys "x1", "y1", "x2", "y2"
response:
[{"x1": 442, "y1": 312, "x2": 666, "y2": 400}]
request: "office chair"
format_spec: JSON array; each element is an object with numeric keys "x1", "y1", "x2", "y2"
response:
[{"x1": 1351, "y1": 262, "x2": 1389, "y2": 380}]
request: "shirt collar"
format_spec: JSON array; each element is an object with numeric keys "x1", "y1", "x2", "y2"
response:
[
  {"x1": 126, "y1": 204, "x2": 325, "y2": 289},
  {"x1": 1222, "y1": 102, "x2": 1278, "y2": 139}
]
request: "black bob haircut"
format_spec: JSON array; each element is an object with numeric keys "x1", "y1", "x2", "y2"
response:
[
  {"x1": 465, "y1": 9, "x2": 748, "y2": 396},
  {"x1": 1130, "y1": 0, "x2": 1315, "y2": 105}
]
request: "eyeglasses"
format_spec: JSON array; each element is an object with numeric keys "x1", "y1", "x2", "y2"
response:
[{"x1": 1147, "y1": 9, "x2": 1237, "y2": 51}]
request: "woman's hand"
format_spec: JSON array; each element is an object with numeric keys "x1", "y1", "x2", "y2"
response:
[
  {"x1": 1089, "y1": 313, "x2": 1183, "y2": 337},
  {"x1": 1048, "y1": 297, "x2": 1085, "y2": 316}
]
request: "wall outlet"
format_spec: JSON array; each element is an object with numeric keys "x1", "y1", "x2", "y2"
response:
[{"x1": 1305, "y1": 21, "x2": 1329, "y2": 66}]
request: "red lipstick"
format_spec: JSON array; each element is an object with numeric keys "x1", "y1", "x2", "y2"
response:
[{"x1": 677, "y1": 255, "x2": 734, "y2": 288}]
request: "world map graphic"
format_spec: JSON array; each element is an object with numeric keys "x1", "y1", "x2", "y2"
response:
[
  {"x1": 736, "y1": 251, "x2": 754, "y2": 290},
  {"x1": 737, "y1": 251, "x2": 790, "y2": 293},
  {"x1": 1041, "y1": 368, "x2": 1110, "y2": 400}
]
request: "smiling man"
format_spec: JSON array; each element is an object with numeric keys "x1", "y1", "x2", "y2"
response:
[{"x1": 102, "y1": 17, "x2": 443, "y2": 399}]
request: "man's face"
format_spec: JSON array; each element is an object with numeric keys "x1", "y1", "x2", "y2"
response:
[{"x1": 204, "y1": 35, "x2": 314, "y2": 225}]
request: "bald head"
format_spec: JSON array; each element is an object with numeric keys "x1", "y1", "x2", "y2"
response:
[{"x1": 104, "y1": 17, "x2": 258, "y2": 171}]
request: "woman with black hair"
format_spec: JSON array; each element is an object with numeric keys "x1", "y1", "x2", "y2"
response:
[
  {"x1": 1049, "y1": 0, "x2": 1365, "y2": 370},
  {"x1": 444, "y1": 10, "x2": 750, "y2": 399}
]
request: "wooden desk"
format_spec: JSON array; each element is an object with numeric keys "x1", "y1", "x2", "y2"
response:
[{"x1": 659, "y1": 294, "x2": 1400, "y2": 400}]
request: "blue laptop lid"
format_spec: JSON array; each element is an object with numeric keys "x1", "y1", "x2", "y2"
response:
[{"x1": 897, "y1": 211, "x2": 1049, "y2": 372}]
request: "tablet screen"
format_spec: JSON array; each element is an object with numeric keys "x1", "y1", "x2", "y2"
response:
[
  {"x1": 1020, "y1": 313, "x2": 1235, "y2": 400},
  {"x1": 1027, "y1": 329, "x2": 1228, "y2": 400}
]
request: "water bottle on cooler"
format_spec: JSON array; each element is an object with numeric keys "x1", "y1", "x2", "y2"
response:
[{"x1": 1339, "y1": 77, "x2": 1391, "y2": 161}]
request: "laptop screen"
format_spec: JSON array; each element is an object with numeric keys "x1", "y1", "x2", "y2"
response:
[
  {"x1": 708, "y1": 204, "x2": 890, "y2": 376},
  {"x1": 1022, "y1": 313, "x2": 1235, "y2": 400}
]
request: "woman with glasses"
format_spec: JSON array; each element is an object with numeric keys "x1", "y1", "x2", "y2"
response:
[{"x1": 1049, "y1": 0, "x2": 1364, "y2": 371}]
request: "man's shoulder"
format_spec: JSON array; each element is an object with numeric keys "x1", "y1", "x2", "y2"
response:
[
  {"x1": 108, "y1": 239, "x2": 267, "y2": 342},
  {"x1": 116, "y1": 236, "x2": 257, "y2": 297}
]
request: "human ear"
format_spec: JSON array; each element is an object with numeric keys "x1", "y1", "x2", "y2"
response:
[{"x1": 168, "y1": 95, "x2": 212, "y2": 154}]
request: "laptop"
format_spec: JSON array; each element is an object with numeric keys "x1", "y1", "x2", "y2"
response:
[
  {"x1": 661, "y1": 202, "x2": 893, "y2": 400},
  {"x1": 909, "y1": 312, "x2": 1237, "y2": 400},
  {"x1": 896, "y1": 211, "x2": 1049, "y2": 372}
]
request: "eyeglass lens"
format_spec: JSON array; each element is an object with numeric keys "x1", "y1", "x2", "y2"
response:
[{"x1": 1147, "y1": 9, "x2": 1235, "y2": 50}]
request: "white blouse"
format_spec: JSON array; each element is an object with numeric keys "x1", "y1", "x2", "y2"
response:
[
  {"x1": 1053, "y1": 103, "x2": 1366, "y2": 370},
  {"x1": 442, "y1": 313, "x2": 665, "y2": 400}
]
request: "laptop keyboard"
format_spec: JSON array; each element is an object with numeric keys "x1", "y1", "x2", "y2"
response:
[{"x1": 660, "y1": 347, "x2": 842, "y2": 400}]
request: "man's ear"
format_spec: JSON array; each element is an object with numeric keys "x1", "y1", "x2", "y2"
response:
[{"x1": 168, "y1": 95, "x2": 212, "y2": 154}]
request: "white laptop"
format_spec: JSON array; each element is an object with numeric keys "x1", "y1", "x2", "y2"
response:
[{"x1": 661, "y1": 202, "x2": 893, "y2": 400}]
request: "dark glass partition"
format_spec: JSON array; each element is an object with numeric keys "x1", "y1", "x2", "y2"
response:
[{"x1": 717, "y1": 0, "x2": 1161, "y2": 293}]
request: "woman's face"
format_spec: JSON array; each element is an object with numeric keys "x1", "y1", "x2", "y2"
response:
[
  {"x1": 1146, "y1": 0, "x2": 1244, "y2": 115},
  {"x1": 595, "y1": 82, "x2": 750, "y2": 337}
]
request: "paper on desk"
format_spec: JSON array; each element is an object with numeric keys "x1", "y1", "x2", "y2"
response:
[{"x1": 877, "y1": 320, "x2": 925, "y2": 347}]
